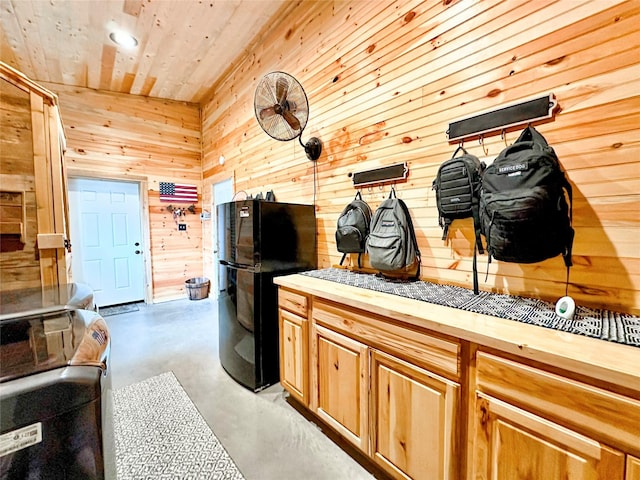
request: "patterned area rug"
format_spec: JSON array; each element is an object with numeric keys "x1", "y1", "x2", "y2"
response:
[
  {"x1": 113, "y1": 372, "x2": 245, "y2": 480},
  {"x1": 302, "y1": 268, "x2": 640, "y2": 347}
]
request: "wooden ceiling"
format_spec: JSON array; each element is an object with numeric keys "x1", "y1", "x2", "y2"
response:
[{"x1": 0, "y1": 0, "x2": 288, "y2": 104}]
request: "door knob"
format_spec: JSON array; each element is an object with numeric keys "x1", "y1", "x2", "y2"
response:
[
  {"x1": 135, "y1": 250, "x2": 142, "y2": 255},
  {"x1": 135, "y1": 242, "x2": 140, "y2": 246}
]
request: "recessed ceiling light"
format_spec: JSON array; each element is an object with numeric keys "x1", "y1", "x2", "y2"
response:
[{"x1": 109, "y1": 30, "x2": 138, "y2": 48}]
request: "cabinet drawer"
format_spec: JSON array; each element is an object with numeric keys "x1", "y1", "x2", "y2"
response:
[
  {"x1": 474, "y1": 392, "x2": 625, "y2": 480},
  {"x1": 476, "y1": 351, "x2": 640, "y2": 454},
  {"x1": 313, "y1": 298, "x2": 460, "y2": 379},
  {"x1": 278, "y1": 288, "x2": 308, "y2": 318}
]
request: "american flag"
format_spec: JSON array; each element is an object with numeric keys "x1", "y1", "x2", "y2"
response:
[{"x1": 159, "y1": 182, "x2": 198, "y2": 203}]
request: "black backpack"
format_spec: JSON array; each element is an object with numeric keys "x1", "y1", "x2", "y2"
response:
[
  {"x1": 335, "y1": 191, "x2": 372, "y2": 268},
  {"x1": 433, "y1": 146, "x2": 485, "y2": 293},
  {"x1": 432, "y1": 146, "x2": 485, "y2": 249},
  {"x1": 480, "y1": 126, "x2": 574, "y2": 272},
  {"x1": 366, "y1": 187, "x2": 420, "y2": 280}
]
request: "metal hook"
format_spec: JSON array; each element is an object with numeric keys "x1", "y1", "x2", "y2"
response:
[
  {"x1": 501, "y1": 129, "x2": 508, "y2": 147},
  {"x1": 459, "y1": 139, "x2": 464, "y2": 149},
  {"x1": 479, "y1": 135, "x2": 488, "y2": 156}
]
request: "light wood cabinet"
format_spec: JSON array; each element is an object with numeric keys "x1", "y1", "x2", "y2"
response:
[
  {"x1": 275, "y1": 276, "x2": 640, "y2": 480},
  {"x1": 278, "y1": 288, "x2": 310, "y2": 405},
  {"x1": 371, "y1": 349, "x2": 459, "y2": 480},
  {"x1": 279, "y1": 308, "x2": 308, "y2": 404},
  {"x1": 308, "y1": 297, "x2": 461, "y2": 478},
  {"x1": 472, "y1": 351, "x2": 639, "y2": 480},
  {"x1": 311, "y1": 323, "x2": 369, "y2": 453},
  {"x1": 474, "y1": 352, "x2": 640, "y2": 453},
  {"x1": 628, "y1": 456, "x2": 640, "y2": 480},
  {"x1": 473, "y1": 393, "x2": 625, "y2": 480}
]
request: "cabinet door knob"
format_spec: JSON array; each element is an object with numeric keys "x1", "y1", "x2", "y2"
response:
[{"x1": 135, "y1": 250, "x2": 142, "y2": 255}]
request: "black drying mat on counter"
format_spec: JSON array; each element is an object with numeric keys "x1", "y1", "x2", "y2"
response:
[{"x1": 301, "y1": 268, "x2": 640, "y2": 348}]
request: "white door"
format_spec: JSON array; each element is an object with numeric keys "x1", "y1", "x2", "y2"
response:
[
  {"x1": 212, "y1": 179, "x2": 233, "y2": 295},
  {"x1": 68, "y1": 178, "x2": 145, "y2": 307}
]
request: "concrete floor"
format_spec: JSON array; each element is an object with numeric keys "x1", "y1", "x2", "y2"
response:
[{"x1": 106, "y1": 297, "x2": 388, "y2": 480}]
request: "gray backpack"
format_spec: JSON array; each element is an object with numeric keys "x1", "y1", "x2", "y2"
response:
[
  {"x1": 366, "y1": 187, "x2": 420, "y2": 280},
  {"x1": 335, "y1": 191, "x2": 372, "y2": 268}
]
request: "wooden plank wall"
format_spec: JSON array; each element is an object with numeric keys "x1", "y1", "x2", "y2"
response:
[
  {"x1": 201, "y1": 0, "x2": 640, "y2": 314},
  {"x1": 0, "y1": 78, "x2": 40, "y2": 290},
  {"x1": 45, "y1": 84, "x2": 203, "y2": 303}
]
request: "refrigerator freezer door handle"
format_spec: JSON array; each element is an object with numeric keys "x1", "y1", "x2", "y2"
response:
[{"x1": 220, "y1": 260, "x2": 256, "y2": 273}]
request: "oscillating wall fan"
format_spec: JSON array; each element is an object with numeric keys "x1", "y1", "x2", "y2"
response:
[{"x1": 254, "y1": 71, "x2": 322, "y2": 161}]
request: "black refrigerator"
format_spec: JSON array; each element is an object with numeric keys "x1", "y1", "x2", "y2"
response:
[{"x1": 217, "y1": 200, "x2": 316, "y2": 391}]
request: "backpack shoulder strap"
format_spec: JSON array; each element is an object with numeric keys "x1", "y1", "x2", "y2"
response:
[
  {"x1": 396, "y1": 197, "x2": 421, "y2": 279},
  {"x1": 471, "y1": 200, "x2": 484, "y2": 254},
  {"x1": 440, "y1": 217, "x2": 453, "y2": 241},
  {"x1": 468, "y1": 157, "x2": 484, "y2": 255},
  {"x1": 561, "y1": 174, "x2": 574, "y2": 268},
  {"x1": 562, "y1": 175, "x2": 573, "y2": 222},
  {"x1": 472, "y1": 242, "x2": 479, "y2": 295}
]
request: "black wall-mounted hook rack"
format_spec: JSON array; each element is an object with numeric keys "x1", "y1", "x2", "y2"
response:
[
  {"x1": 446, "y1": 93, "x2": 558, "y2": 143},
  {"x1": 350, "y1": 162, "x2": 409, "y2": 188}
]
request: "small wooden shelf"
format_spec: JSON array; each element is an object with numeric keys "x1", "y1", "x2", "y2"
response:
[
  {"x1": 0, "y1": 191, "x2": 25, "y2": 243},
  {"x1": 0, "y1": 222, "x2": 23, "y2": 235}
]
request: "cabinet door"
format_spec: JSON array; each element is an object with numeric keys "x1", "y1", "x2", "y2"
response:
[
  {"x1": 473, "y1": 393, "x2": 625, "y2": 480},
  {"x1": 311, "y1": 324, "x2": 369, "y2": 453},
  {"x1": 628, "y1": 456, "x2": 640, "y2": 480},
  {"x1": 371, "y1": 349, "x2": 459, "y2": 480},
  {"x1": 279, "y1": 308, "x2": 308, "y2": 405}
]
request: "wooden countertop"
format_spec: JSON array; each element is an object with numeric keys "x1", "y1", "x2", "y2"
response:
[{"x1": 275, "y1": 274, "x2": 640, "y2": 394}]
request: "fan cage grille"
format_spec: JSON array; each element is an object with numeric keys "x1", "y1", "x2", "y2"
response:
[{"x1": 254, "y1": 72, "x2": 310, "y2": 141}]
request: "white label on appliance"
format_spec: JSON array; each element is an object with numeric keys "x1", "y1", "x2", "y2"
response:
[{"x1": 0, "y1": 422, "x2": 43, "y2": 457}]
